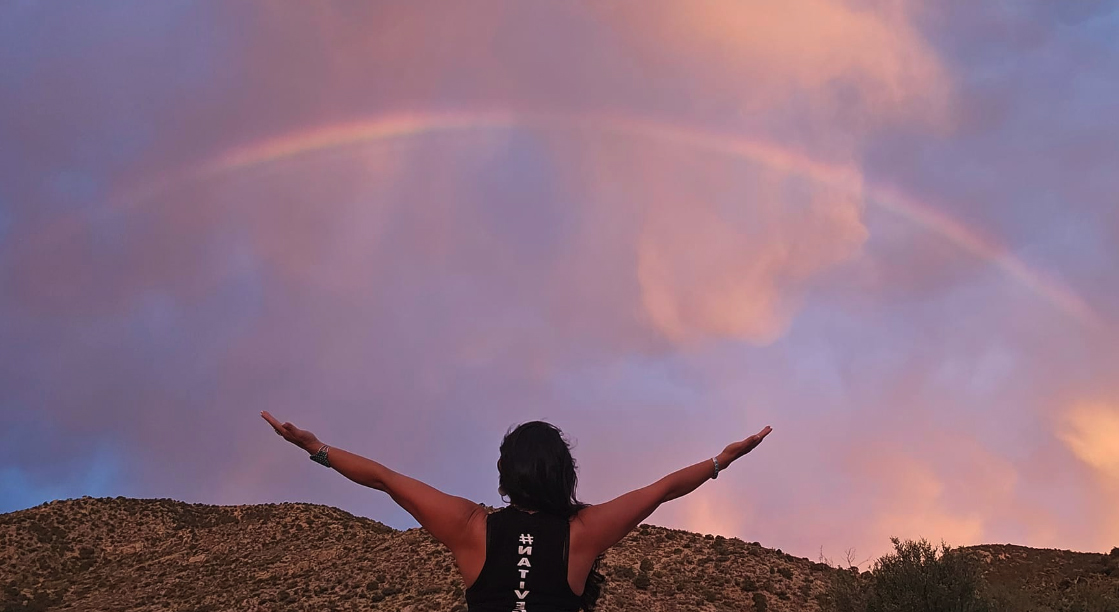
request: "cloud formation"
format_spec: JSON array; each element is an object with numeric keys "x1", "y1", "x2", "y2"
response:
[
  {"x1": 1061, "y1": 403, "x2": 1119, "y2": 480},
  {"x1": 2, "y1": 1, "x2": 1118, "y2": 564},
  {"x1": 592, "y1": 0, "x2": 950, "y2": 126}
]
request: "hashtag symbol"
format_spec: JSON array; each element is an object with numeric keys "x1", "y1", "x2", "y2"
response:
[{"x1": 519, "y1": 533, "x2": 534, "y2": 545}]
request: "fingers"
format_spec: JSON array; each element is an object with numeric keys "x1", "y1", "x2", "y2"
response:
[
  {"x1": 261, "y1": 411, "x2": 283, "y2": 430},
  {"x1": 261, "y1": 412, "x2": 292, "y2": 439},
  {"x1": 743, "y1": 427, "x2": 772, "y2": 443},
  {"x1": 738, "y1": 426, "x2": 773, "y2": 451}
]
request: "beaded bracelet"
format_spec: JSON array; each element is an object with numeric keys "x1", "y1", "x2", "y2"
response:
[
  {"x1": 711, "y1": 456, "x2": 721, "y2": 479},
  {"x1": 309, "y1": 444, "x2": 331, "y2": 468}
]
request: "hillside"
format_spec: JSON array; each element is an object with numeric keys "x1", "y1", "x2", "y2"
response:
[
  {"x1": 0, "y1": 497, "x2": 829, "y2": 611},
  {"x1": 1, "y1": 497, "x2": 1116, "y2": 611},
  {"x1": 966, "y1": 544, "x2": 1119, "y2": 610}
]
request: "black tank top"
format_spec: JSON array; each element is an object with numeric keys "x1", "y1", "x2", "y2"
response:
[{"x1": 464, "y1": 507, "x2": 582, "y2": 612}]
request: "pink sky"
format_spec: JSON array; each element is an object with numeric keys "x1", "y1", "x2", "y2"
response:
[{"x1": 2, "y1": 1, "x2": 1118, "y2": 564}]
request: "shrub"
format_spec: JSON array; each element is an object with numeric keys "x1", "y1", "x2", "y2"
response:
[
  {"x1": 753, "y1": 592, "x2": 769, "y2": 612},
  {"x1": 822, "y1": 538, "x2": 990, "y2": 612},
  {"x1": 634, "y1": 572, "x2": 651, "y2": 590},
  {"x1": 868, "y1": 538, "x2": 990, "y2": 612}
]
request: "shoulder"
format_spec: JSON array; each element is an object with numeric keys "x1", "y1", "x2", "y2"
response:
[
  {"x1": 466, "y1": 504, "x2": 492, "y2": 532},
  {"x1": 568, "y1": 505, "x2": 592, "y2": 540}
]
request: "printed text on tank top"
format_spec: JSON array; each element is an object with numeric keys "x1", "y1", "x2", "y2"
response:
[
  {"x1": 461, "y1": 507, "x2": 589, "y2": 598},
  {"x1": 515, "y1": 531, "x2": 533, "y2": 609}
]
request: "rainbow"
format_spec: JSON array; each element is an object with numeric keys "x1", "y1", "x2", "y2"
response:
[{"x1": 115, "y1": 110, "x2": 1103, "y2": 328}]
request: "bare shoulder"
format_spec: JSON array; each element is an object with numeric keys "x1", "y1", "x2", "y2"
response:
[
  {"x1": 566, "y1": 507, "x2": 601, "y2": 594},
  {"x1": 455, "y1": 505, "x2": 492, "y2": 589},
  {"x1": 566, "y1": 484, "x2": 665, "y2": 558},
  {"x1": 457, "y1": 504, "x2": 490, "y2": 552},
  {"x1": 468, "y1": 504, "x2": 491, "y2": 533},
  {"x1": 568, "y1": 506, "x2": 592, "y2": 550}
]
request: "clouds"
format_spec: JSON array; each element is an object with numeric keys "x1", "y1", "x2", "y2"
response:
[
  {"x1": 592, "y1": 0, "x2": 950, "y2": 124},
  {"x1": 631, "y1": 152, "x2": 868, "y2": 345},
  {"x1": 1059, "y1": 400, "x2": 1119, "y2": 547},
  {"x1": 2, "y1": 0, "x2": 1118, "y2": 564},
  {"x1": 1060, "y1": 403, "x2": 1119, "y2": 481}
]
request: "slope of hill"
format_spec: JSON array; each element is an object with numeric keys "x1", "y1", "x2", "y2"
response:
[
  {"x1": 2, "y1": 497, "x2": 1116, "y2": 612},
  {"x1": 966, "y1": 543, "x2": 1119, "y2": 610},
  {"x1": 1, "y1": 497, "x2": 829, "y2": 611}
]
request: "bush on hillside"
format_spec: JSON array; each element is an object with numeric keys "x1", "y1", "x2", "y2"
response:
[
  {"x1": 868, "y1": 538, "x2": 990, "y2": 612},
  {"x1": 820, "y1": 566, "x2": 870, "y2": 612},
  {"x1": 822, "y1": 538, "x2": 990, "y2": 612}
]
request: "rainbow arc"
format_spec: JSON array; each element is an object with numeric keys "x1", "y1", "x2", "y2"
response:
[{"x1": 113, "y1": 110, "x2": 1103, "y2": 329}]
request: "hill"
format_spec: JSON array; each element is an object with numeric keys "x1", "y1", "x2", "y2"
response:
[
  {"x1": 965, "y1": 544, "x2": 1119, "y2": 610},
  {"x1": 1, "y1": 497, "x2": 1116, "y2": 611}
]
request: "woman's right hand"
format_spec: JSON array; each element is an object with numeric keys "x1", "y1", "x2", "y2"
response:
[
  {"x1": 720, "y1": 426, "x2": 773, "y2": 467},
  {"x1": 261, "y1": 411, "x2": 322, "y2": 454}
]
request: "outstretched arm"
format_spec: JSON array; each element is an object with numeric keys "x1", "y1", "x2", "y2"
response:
[
  {"x1": 260, "y1": 411, "x2": 482, "y2": 554},
  {"x1": 574, "y1": 426, "x2": 773, "y2": 558}
]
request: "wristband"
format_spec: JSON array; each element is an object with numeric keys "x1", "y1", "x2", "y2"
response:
[
  {"x1": 711, "y1": 456, "x2": 721, "y2": 479},
  {"x1": 309, "y1": 444, "x2": 331, "y2": 468}
]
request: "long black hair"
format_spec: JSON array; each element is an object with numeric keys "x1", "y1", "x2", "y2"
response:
[{"x1": 497, "y1": 421, "x2": 605, "y2": 611}]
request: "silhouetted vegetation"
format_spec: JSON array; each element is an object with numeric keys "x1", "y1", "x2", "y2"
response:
[{"x1": 821, "y1": 538, "x2": 1119, "y2": 612}]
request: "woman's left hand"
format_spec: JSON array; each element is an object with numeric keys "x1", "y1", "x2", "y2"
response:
[{"x1": 261, "y1": 411, "x2": 321, "y2": 453}]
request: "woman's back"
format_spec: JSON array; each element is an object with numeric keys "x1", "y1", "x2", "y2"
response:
[
  {"x1": 465, "y1": 507, "x2": 583, "y2": 612},
  {"x1": 261, "y1": 412, "x2": 772, "y2": 612}
]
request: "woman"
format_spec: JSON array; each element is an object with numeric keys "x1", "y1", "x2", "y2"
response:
[{"x1": 261, "y1": 411, "x2": 772, "y2": 611}]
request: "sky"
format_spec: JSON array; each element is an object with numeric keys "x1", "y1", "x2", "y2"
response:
[{"x1": 2, "y1": 1, "x2": 1118, "y2": 564}]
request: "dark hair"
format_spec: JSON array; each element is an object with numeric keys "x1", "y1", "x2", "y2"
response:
[{"x1": 498, "y1": 421, "x2": 605, "y2": 611}]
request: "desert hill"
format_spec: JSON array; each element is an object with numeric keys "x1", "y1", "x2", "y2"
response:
[
  {"x1": 1, "y1": 497, "x2": 1116, "y2": 611},
  {"x1": 964, "y1": 543, "x2": 1119, "y2": 610}
]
